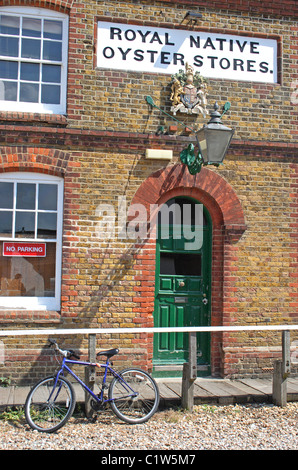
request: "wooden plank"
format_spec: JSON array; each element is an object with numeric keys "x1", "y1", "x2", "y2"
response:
[
  {"x1": 287, "y1": 377, "x2": 298, "y2": 389},
  {"x1": 157, "y1": 383, "x2": 181, "y2": 399},
  {"x1": 165, "y1": 381, "x2": 182, "y2": 397},
  {"x1": 238, "y1": 378, "x2": 272, "y2": 394},
  {"x1": 195, "y1": 379, "x2": 233, "y2": 397},
  {"x1": 194, "y1": 382, "x2": 216, "y2": 398},
  {"x1": 209, "y1": 379, "x2": 258, "y2": 398},
  {"x1": 227, "y1": 379, "x2": 267, "y2": 397}
]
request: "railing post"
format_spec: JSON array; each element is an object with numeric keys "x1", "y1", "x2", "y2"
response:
[
  {"x1": 181, "y1": 332, "x2": 197, "y2": 411},
  {"x1": 84, "y1": 333, "x2": 96, "y2": 418},
  {"x1": 272, "y1": 330, "x2": 290, "y2": 407}
]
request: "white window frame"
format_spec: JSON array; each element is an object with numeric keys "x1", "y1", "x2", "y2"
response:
[
  {"x1": 0, "y1": 172, "x2": 63, "y2": 310},
  {"x1": 0, "y1": 6, "x2": 68, "y2": 114}
]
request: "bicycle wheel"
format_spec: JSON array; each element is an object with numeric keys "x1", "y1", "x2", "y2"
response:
[
  {"x1": 109, "y1": 368, "x2": 159, "y2": 424},
  {"x1": 25, "y1": 375, "x2": 76, "y2": 433}
]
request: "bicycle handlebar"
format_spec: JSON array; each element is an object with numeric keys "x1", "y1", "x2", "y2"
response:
[{"x1": 49, "y1": 338, "x2": 80, "y2": 360}]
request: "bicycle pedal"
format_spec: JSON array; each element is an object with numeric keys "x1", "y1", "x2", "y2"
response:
[{"x1": 91, "y1": 399, "x2": 105, "y2": 412}]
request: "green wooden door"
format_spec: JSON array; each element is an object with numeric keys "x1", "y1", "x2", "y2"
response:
[{"x1": 153, "y1": 197, "x2": 211, "y2": 377}]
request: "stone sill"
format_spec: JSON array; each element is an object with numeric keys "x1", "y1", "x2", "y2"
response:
[
  {"x1": 0, "y1": 310, "x2": 61, "y2": 323},
  {"x1": 0, "y1": 112, "x2": 67, "y2": 127}
]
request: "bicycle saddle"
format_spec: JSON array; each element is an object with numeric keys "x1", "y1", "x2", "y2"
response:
[{"x1": 96, "y1": 348, "x2": 119, "y2": 359}]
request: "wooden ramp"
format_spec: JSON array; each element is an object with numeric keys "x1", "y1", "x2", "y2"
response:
[
  {"x1": 156, "y1": 376, "x2": 298, "y2": 407},
  {"x1": 1, "y1": 376, "x2": 298, "y2": 408}
]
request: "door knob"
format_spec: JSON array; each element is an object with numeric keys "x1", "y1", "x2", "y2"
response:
[{"x1": 179, "y1": 281, "x2": 185, "y2": 287}]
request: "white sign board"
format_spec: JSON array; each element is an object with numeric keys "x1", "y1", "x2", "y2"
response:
[{"x1": 97, "y1": 22, "x2": 278, "y2": 83}]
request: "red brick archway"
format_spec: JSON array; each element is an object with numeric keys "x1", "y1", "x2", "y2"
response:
[{"x1": 131, "y1": 163, "x2": 246, "y2": 376}]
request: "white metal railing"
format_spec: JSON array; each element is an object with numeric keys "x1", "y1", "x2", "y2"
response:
[
  {"x1": 0, "y1": 324, "x2": 297, "y2": 409},
  {"x1": 1, "y1": 324, "x2": 298, "y2": 336}
]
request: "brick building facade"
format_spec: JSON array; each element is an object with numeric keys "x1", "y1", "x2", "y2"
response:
[{"x1": 0, "y1": 0, "x2": 297, "y2": 383}]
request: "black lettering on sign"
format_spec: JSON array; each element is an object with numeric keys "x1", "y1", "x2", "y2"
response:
[
  {"x1": 165, "y1": 33, "x2": 175, "y2": 46},
  {"x1": 215, "y1": 38, "x2": 227, "y2": 50},
  {"x1": 124, "y1": 30, "x2": 136, "y2": 41},
  {"x1": 110, "y1": 27, "x2": 122, "y2": 40},
  {"x1": 118, "y1": 48, "x2": 131, "y2": 60},
  {"x1": 220, "y1": 58, "x2": 230, "y2": 69},
  {"x1": 259, "y1": 61, "x2": 269, "y2": 73},
  {"x1": 190, "y1": 36, "x2": 200, "y2": 48},
  {"x1": 173, "y1": 53, "x2": 184, "y2": 65},
  {"x1": 193, "y1": 55, "x2": 203, "y2": 67},
  {"x1": 134, "y1": 49, "x2": 144, "y2": 61},
  {"x1": 137, "y1": 30, "x2": 151, "y2": 42},
  {"x1": 147, "y1": 50, "x2": 158, "y2": 62},
  {"x1": 207, "y1": 56, "x2": 218, "y2": 68},
  {"x1": 103, "y1": 46, "x2": 115, "y2": 58},
  {"x1": 247, "y1": 60, "x2": 256, "y2": 72},
  {"x1": 233, "y1": 59, "x2": 244, "y2": 71},
  {"x1": 150, "y1": 32, "x2": 163, "y2": 44},
  {"x1": 250, "y1": 42, "x2": 260, "y2": 54},
  {"x1": 161, "y1": 51, "x2": 171, "y2": 64},
  {"x1": 203, "y1": 37, "x2": 216, "y2": 50}
]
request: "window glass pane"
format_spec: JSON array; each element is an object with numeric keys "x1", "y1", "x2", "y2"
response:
[
  {"x1": 37, "y1": 212, "x2": 57, "y2": 239},
  {"x1": 160, "y1": 253, "x2": 202, "y2": 276},
  {"x1": 42, "y1": 64, "x2": 61, "y2": 83},
  {"x1": 38, "y1": 184, "x2": 57, "y2": 210},
  {"x1": 44, "y1": 20, "x2": 62, "y2": 40},
  {"x1": 21, "y1": 38, "x2": 40, "y2": 59},
  {"x1": 20, "y1": 62, "x2": 39, "y2": 81},
  {"x1": 0, "y1": 241, "x2": 56, "y2": 297},
  {"x1": 43, "y1": 40, "x2": 61, "y2": 61},
  {"x1": 0, "y1": 81, "x2": 17, "y2": 101},
  {"x1": 0, "y1": 15, "x2": 20, "y2": 35},
  {"x1": 0, "y1": 37, "x2": 19, "y2": 57},
  {"x1": 20, "y1": 82, "x2": 39, "y2": 102},
  {"x1": 41, "y1": 84, "x2": 60, "y2": 104},
  {"x1": 22, "y1": 17, "x2": 41, "y2": 38},
  {"x1": 0, "y1": 182, "x2": 13, "y2": 208},
  {"x1": 15, "y1": 212, "x2": 35, "y2": 238},
  {"x1": 0, "y1": 60, "x2": 18, "y2": 79},
  {"x1": 16, "y1": 183, "x2": 36, "y2": 209},
  {"x1": 0, "y1": 211, "x2": 12, "y2": 237}
]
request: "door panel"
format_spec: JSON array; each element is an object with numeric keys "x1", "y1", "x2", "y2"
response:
[{"x1": 153, "y1": 197, "x2": 211, "y2": 377}]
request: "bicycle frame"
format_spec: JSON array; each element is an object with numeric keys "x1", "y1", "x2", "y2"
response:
[{"x1": 52, "y1": 357, "x2": 137, "y2": 404}]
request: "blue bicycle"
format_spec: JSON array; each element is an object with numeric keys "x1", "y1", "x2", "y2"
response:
[{"x1": 24, "y1": 339, "x2": 160, "y2": 433}]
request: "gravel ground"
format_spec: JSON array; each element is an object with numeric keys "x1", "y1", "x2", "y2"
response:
[{"x1": 0, "y1": 402, "x2": 298, "y2": 451}]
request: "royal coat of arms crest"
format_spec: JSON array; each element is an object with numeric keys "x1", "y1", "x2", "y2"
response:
[{"x1": 170, "y1": 63, "x2": 208, "y2": 117}]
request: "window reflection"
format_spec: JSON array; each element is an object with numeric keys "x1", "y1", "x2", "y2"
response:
[
  {"x1": 0, "y1": 211, "x2": 12, "y2": 237},
  {"x1": 20, "y1": 62, "x2": 39, "y2": 81},
  {"x1": 37, "y1": 212, "x2": 57, "y2": 238},
  {"x1": 22, "y1": 17, "x2": 41, "y2": 37},
  {"x1": 15, "y1": 212, "x2": 35, "y2": 238},
  {"x1": 0, "y1": 15, "x2": 20, "y2": 35},
  {"x1": 21, "y1": 38, "x2": 41, "y2": 59},
  {"x1": 0, "y1": 182, "x2": 13, "y2": 209},
  {"x1": 38, "y1": 184, "x2": 57, "y2": 210},
  {"x1": 44, "y1": 20, "x2": 62, "y2": 40},
  {"x1": 0, "y1": 181, "x2": 59, "y2": 239},
  {"x1": 16, "y1": 183, "x2": 36, "y2": 210},
  {"x1": 20, "y1": 82, "x2": 39, "y2": 102}
]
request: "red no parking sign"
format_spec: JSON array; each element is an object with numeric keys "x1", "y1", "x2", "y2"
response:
[{"x1": 3, "y1": 242, "x2": 46, "y2": 257}]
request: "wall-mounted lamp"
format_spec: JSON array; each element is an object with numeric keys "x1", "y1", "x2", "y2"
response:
[
  {"x1": 180, "y1": 103, "x2": 234, "y2": 174},
  {"x1": 183, "y1": 11, "x2": 203, "y2": 24},
  {"x1": 145, "y1": 96, "x2": 234, "y2": 175}
]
